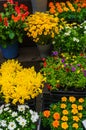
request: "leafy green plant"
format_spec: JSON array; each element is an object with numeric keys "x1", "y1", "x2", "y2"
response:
[
  {"x1": 24, "y1": 12, "x2": 59, "y2": 45},
  {"x1": 41, "y1": 96, "x2": 86, "y2": 130},
  {"x1": 52, "y1": 21, "x2": 86, "y2": 55},
  {"x1": 0, "y1": 0, "x2": 29, "y2": 48},
  {"x1": 48, "y1": 0, "x2": 86, "y2": 24},
  {"x1": 40, "y1": 53, "x2": 86, "y2": 91},
  {"x1": 0, "y1": 103, "x2": 39, "y2": 130}
]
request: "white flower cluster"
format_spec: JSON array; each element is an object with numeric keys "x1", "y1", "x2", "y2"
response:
[{"x1": 0, "y1": 104, "x2": 39, "y2": 130}]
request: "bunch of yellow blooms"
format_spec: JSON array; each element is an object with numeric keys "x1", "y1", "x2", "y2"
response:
[
  {"x1": 24, "y1": 12, "x2": 59, "y2": 45},
  {"x1": 0, "y1": 60, "x2": 46, "y2": 104}
]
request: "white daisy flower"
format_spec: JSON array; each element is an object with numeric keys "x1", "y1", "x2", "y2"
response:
[
  {"x1": 0, "y1": 120, "x2": 7, "y2": 127},
  {"x1": 5, "y1": 104, "x2": 10, "y2": 107},
  {"x1": 0, "y1": 105, "x2": 4, "y2": 109},
  {"x1": 25, "y1": 105, "x2": 29, "y2": 109},
  {"x1": 16, "y1": 116, "x2": 23, "y2": 122},
  {"x1": 31, "y1": 111, "x2": 39, "y2": 123},
  {"x1": 84, "y1": 31, "x2": 86, "y2": 34},
  {"x1": 4, "y1": 107, "x2": 9, "y2": 111},
  {"x1": 73, "y1": 37, "x2": 79, "y2": 42},
  {"x1": 18, "y1": 105, "x2": 25, "y2": 112},
  {"x1": 12, "y1": 112, "x2": 18, "y2": 117},
  {"x1": 8, "y1": 121, "x2": 16, "y2": 130},
  {"x1": 18, "y1": 118, "x2": 27, "y2": 127}
]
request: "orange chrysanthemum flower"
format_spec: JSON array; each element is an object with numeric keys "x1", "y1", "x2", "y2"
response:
[
  {"x1": 52, "y1": 120, "x2": 59, "y2": 128},
  {"x1": 78, "y1": 98, "x2": 84, "y2": 103},
  {"x1": 61, "y1": 97, "x2": 67, "y2": 102},
  {"x1": 53, "y1": 112, "x2": 60, "y2": 120},
  {"x1": 43, "y1": 110, "x2": 50, "y2": 118},
  {"x1": 61, "y1": 122, "x2": 68, "y2": 129},
  {"x1": 69, "y1": 96, "x2": 76, "y2": 103}
]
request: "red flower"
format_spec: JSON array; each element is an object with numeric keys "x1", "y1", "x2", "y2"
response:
[
  {"x1": 46, "y1": 84, "x2": 52, "y2": 90},
  {"x1": 7, "y1": 0, "x2": 14, "y2": 4},
  {"x1": 20, "y1": 4, "x2": 28, "y2": 11},
  {"x1": 21, "y1": 12, "x2": 29, "y2": 21},
  {"x1": 0, "y1": 14, "x2": 2, "y2": 22},
  {"x1": 43, "y1": 61, "x2": 47, "y2": 67},
  {"x1": 65, "y1": 68, "x2": 70, "y2": 72},
  {"x1": 15, "y1": 6, "x2": 21, "y2": 14},
  {"x1": 4, "y1": 17, "x2": 8, "y2": 26},
  {"x1": 12, "y1": 15, "x2": 21, "y2": 22}
]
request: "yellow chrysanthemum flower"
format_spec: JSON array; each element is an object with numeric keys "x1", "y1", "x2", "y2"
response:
[
  {"x1": 24, "y1": 12, "x2": 59, "y2": 45},
  {"x1": 0, "y1": 60, "x2": 46, "y2": 105}
]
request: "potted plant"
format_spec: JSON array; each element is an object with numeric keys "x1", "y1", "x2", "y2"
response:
[
  {"x1": 0, "y1": 59, "x2": 46, "y2": 105},
  {"x1": 52, "y1": 20, "x2": 86, "y2": 55},
  {"x1": 48, "y1": 0, "x2": 86, "y2": 24},
  {"x1": 40, "y1": 52, "x2": 86, "y2": 92},
  {"x1": 0, "y1": 0, "x2": 29, "y2": 59},
  {"x1": 0, "y1": 103, "x2": 39, "y2": 130},
  {"x1": 24, "y1": 12, "x2": 59, "y2": 58},
  {"x1": 31, "y1": 0, "x2": 48, "y2": 13},
  {"x1": 40, "y1": 96, "x2": 86, "y2": 130}
]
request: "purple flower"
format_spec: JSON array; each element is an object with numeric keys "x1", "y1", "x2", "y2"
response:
[
  {"x1": 77, "y1": 64, "x2": 80, "y2": 67},
  {"x1": 61, "y1": 58, "x2": 65, "y2": 63},
  {"x1": 52, "y1": 51, "x2": 58, "y2": 56},
  {"x1": 71, "y1": 66, "x2": 76, "y2": 72},
  {"x1": 83, "y1": 70, "x2": 86, "y2": 77}
]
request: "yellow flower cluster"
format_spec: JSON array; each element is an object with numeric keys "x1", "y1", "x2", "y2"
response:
[
  {"x1": 24, "y1": 12, "x2": 59, "y2": 45},
  {"x1": 0, "y1": 60, "x2": 46, "y2": 104}
]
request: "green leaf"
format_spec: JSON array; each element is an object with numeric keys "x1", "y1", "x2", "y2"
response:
[{"x1": 9, "y1": 32, "x2": 15, "y2": 39}]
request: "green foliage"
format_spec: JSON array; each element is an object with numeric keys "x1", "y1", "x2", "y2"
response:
[
  {"x1": 40, "y1": 53, "x2": 86, "y2": 91},
  {"x1": 0, "y1": 0, "x2": 29, "y2": 48},
  {"x1": 53, "y1": 21, "x2": 86, "y2": 55},
  {"x1": 41, "y1": 96, "x2": 86, "y2": 130}
]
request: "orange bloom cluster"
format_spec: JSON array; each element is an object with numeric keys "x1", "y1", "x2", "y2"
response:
[
  {"x1": 74, "y1": 0, "x2": 86, "y2": 8},
  {"x1": 48, "y1": 0, "x2": 86, "y2": 15},
  {"x1": 42, "y1": 96, "x2": 85, "y2": 129}
]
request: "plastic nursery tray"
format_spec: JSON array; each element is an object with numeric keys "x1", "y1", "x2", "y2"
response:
[
  {"x1": 42, "y1": 90, "x2": 86, "y2": 110},
  {"x1": 37, "y1": 118, "x2": 50, "y2": 130}
]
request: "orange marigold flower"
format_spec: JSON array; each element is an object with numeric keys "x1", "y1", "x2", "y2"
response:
[
  {"x1": 43, "y1": 110, "x2": 50, "y2": 118},
  {"x1": 49, "y1": 8, "x2": 56, "y2": 14},
  {"x1": 52, "y1": 120, "x2": 59, "y2": 128},
  {"x1": 53, "y1": 112, "x2": 60, "y2": 120},
  {"x1": 71, "y1": 108, "x2": 78, "y2": 114},
  {"x1": 61, "y1": 103, "x2": 67, "y2": 109},
  {"x1": 71, "y1": 104, "x2": 77, "y2": 109},
  {"x1": 69, "y1": 96, "x2": 76, "y2": 103},
  {"x1": 73, "y1": 116, "x2": 80, "y2": 122},
  {"x1": 56, "y1": 2, "x2": 63, "y2": 13},
  {"x1": 66, "y1": 1, "x2": 75, "y2": 12},
  {"x1": 72, "y1": 123, "x2": 79, "y2": 129},
  {"x1": 49, "y1": 2, "x2": 54, "y2": 8},
  {"x1": 78, "y1": 105, "x2": 83, "y2": 110},
  {"x1": 61, "y1": 116, "x2": 68, "y2": 121},
  {"x1": 3, "y1": 3, "x2": 7, "y2": 8},
  {"x1": 62, "y1": 110, "x2": 69, "y2": 115},
  {"x1": 61, "y1": 96, "x2": 67, "y2": 102},
  {"x1": 78, "y1": 98, "x2": 84, "y2": 103},
  {"x1": 61, "y1": 122, "x2": 68, "y2": 129}
]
